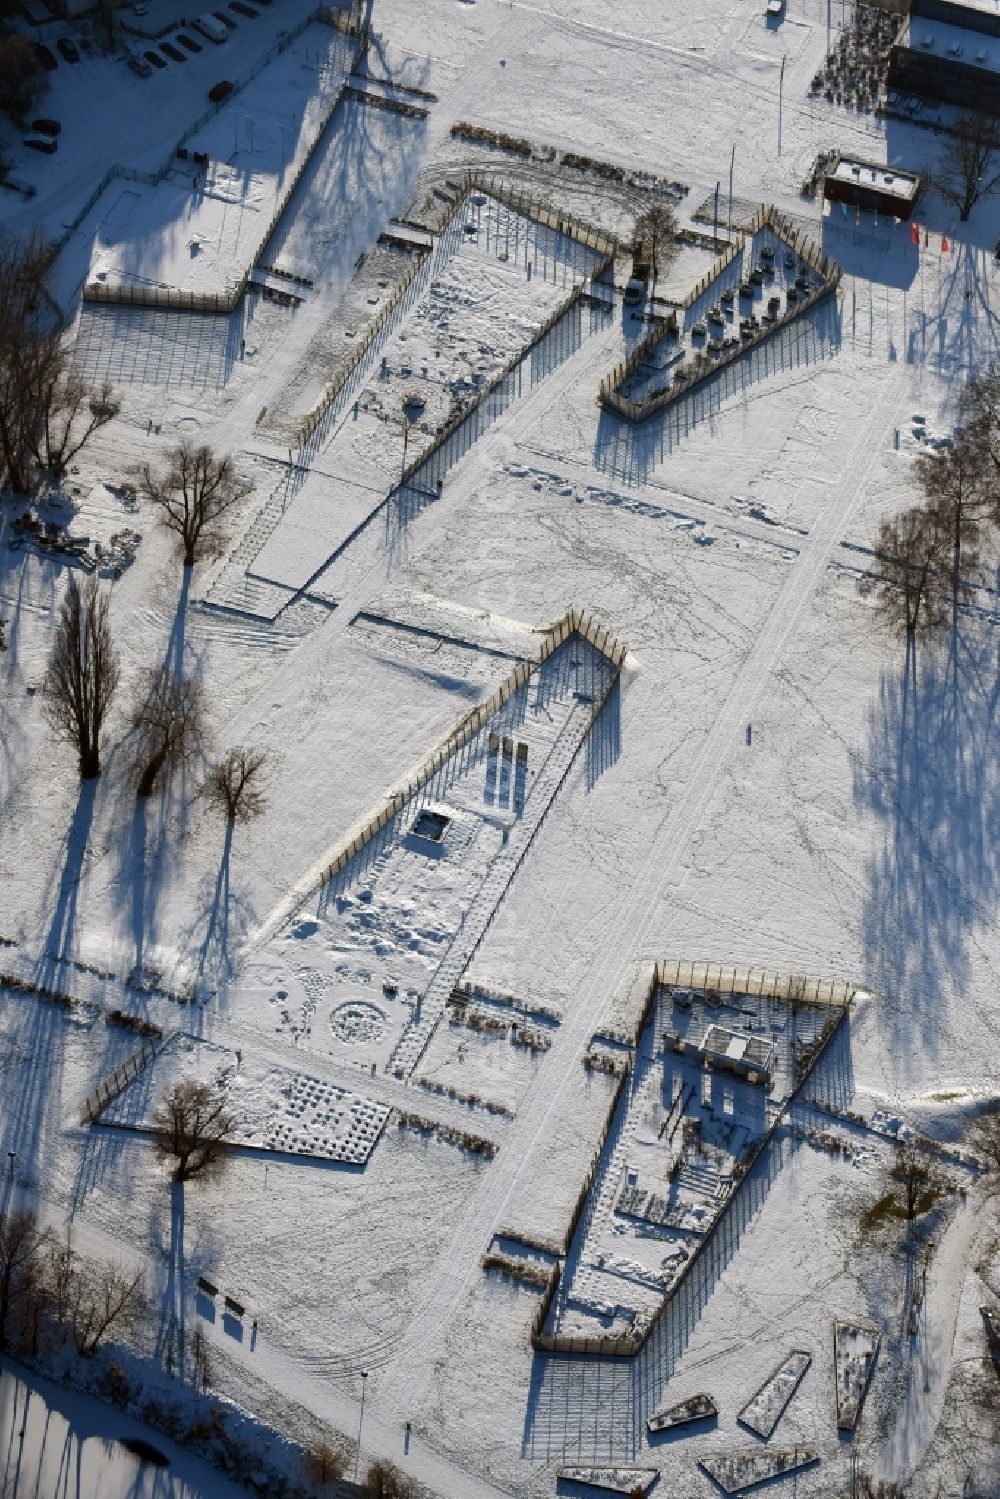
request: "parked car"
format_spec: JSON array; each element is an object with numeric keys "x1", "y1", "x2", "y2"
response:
[
  {"x1": 193, "y1": 13, "x2": 228, "y2": 43},
  {"x1": 56, "y1": 37, "x2": 80, "y2": 63},
  {"x1": 230, "y1": 2, "x2": 260, "y2": 18},
  {"x1": 145, "y1": 49, "x2": 167, "y2": 68},
  {"x1": 160, "y1": 40, "x2": 187, "y2": 61},
  {"x1": 24, "y1": 135, "x2": 58, "y2": 154},
  {"x1": 32, "y1": 118, "x2": 61, "y2": 136},
  {"x1": 177, "y1": 32, "x2": 202, "y2": 52},
  {"x1": 213, "y1": 9, "x2": 237, "y2": 27},
  {"x1": 33, "y1": 42, "x2": 57, "y2": 71},
  {"x1": 623, "y1": 276, "x2": 646, "y2": 308},
  {"x1": 127, "y1": 53, "x2": 152, "y2": 76},
  {"x1": 208, "y1": 78, "x2": 235, "y2": 102}
]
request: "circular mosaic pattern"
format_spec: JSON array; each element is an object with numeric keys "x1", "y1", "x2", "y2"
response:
[{"x1": 329, "y1": 1000, "x2": 386, "y2": 1046}]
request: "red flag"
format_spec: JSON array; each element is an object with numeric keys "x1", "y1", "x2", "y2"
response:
[
  {"x1": 942, "y1": 234, "x2": 950, "y2": 252},
  {"x1": 910, "y1": 221, "x2": 920, "y2": 244}
]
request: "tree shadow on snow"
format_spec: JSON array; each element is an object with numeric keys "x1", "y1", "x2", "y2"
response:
[
  {"x1": 1, "y1": 783, "x2": 98, "y2": 1197},
  {"x1": 852, "y1": 617, "x2": 1000, "y2": 1078}
]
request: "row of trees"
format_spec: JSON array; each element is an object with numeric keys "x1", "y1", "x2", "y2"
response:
[
  {"x1": 42, "y1": 572, "x2": 267, "y2": 806},
  {"x1": 0, "y1": 1207, "x2": 143, "y2": 1359},
  {"x1": 859, "y1": 368, "x2": 1000, "y2": 666},
  {"x1": 40, "y1": 437, "x2": 262, "y2": 792}
]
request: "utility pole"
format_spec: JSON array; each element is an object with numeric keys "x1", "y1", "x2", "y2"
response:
[
  {"x1": 729, "y1": 144, "x2": 736, "y2": 238},
  {"x1": 354, "y1": 1370, "x2": 368, "y2": 1480},
  {"x1": 779, "y1": 54, "x2": 786, "y2": 155}
]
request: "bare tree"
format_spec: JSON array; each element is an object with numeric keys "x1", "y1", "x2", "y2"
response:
[
  {"x1": 304, "y1": 1440, "x2": 347, "y2": 1488},
  {"x1": 857, "y1": 506, "x2": 948, "y2": 659},
  {"x1": 0, "y1": 235, "x2": 114, "y2": 496},
  {"x1": 364, "y1": 1459, "x2": 415, "y2": 1499},
  {"x1": 128, "y1": 667, "x2": 204, "y2": 798},
  {"x1": 42, "y1": 574, "x2": 120, "y2": 780},
  {"x1": 961, "y1": 367, "x2": 1000, "y2": 499},
  {"x1": 0, "y1": 1209, "x2": 51, "y2": 1349},
  {"x1": 27, "y1": 369, "x2": 119, "y2": 480},
  {"x1": 42, "y1": 1239, "x2": 79, "y2": 1326},
  {"x1": 633, "y1": 202, "x2": 681, "y2": 296},
  {"x1": 970, "y1": 1106, "x2": 1000, "y2": 1184},
  {"x1": 206, "y1": 747, "x2": 269, "y2": 824},
  {"x1": 140, "y1": 443, "x2": 252, "y2": 568},
  {"x1": 91, "y1": 0, "x2": 121, "y2": 51},
  {"x1": 152, "y1": 1080, "x2": 236, "y2": 1182},
  {"x1": 0, "y1": 32, "x2": 46, "y2": 122},
  {"x1": 885, "y1": 1145, "x2": 944, "y2": 1223},
  {"x1": 0, "y1": 234, "x2": 60, "y2": 495},
  {"x1": 915, "y1": 442, "x2": 990, "y2": 622},
  {"x1": 933, "y1": 112, "x2": 1000, "y2": 222},
  {"x1": 68, "y1": 1257, "x2": 144, "y2": 1357}
]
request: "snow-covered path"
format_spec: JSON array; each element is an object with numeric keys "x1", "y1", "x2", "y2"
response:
[{"x1": 875, "y1": 1191, "x2": 983, "y2": 1488}]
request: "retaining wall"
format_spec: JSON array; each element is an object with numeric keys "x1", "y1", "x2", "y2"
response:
[
  {"x1": 316, "y1": 607, "x2": 625, "y2": 893},
  {"x1": 599, "y1": 204, "x2": 842, "y2": 424},
  {"x1": 530, "y1": 962, "x2": 854, "y2": 1357}
]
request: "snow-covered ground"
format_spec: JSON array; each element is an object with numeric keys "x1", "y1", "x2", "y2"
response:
[{"x1": 3, "y1": 0, "x2": 1000, "y2": 1494}]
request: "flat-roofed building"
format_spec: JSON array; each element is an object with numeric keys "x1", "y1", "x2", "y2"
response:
[
  {"x1": 823, "y1": 155, "x2": 921, "y2": 219},
  {"x1": 889, "y1": 0, "x2": 1000, "y2": 113}
]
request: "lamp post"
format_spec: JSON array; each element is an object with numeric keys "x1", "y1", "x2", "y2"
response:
[
  {"x1": 354, "y1": 1370, "x2": 368, "y2": 1480},
  {"x1": 778, "y1": 54, "x2": 786, "y2": 155},
  {"x1": 729, "y1": 144, "x2": 736, "y2": 238}
]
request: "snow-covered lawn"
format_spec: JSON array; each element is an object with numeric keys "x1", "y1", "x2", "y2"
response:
[
  {"x1": 3, "y1": 0, "x2": 1000, "y2": 1494},
  {"x1": 85, "y1": 25, "x2": 355, "y2": 301}
]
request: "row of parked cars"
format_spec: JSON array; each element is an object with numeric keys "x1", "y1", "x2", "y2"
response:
[
  {"x1": 126, "y1": 0, "x2": 275, "y2": 77},
  {"x1": 32, "y1": 36, "x2": 81, "y2": 70}
]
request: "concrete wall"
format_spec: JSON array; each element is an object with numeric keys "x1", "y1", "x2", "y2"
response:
[
  {"x1": 824, "y1": 176, "x2": 918, "y2": 219},
  {"x1": 889, "y1": 46, "x2": 1000, "y2": 112},
  {"x1": 912, "y1": 0, "x2": 1000, "y2": 40}
]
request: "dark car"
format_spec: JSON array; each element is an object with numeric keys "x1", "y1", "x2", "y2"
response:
[
  {"x1": 214, "y1": 9, "x2": 237, "y2": 27},
  {"x1": 230, "y1": 2, "x2": 260, "y2": 18},
  {"x1": 208, "y1": 79, "x2": 234, "y2": 102},
  {"x1": 24, "y1": 135, "x2": 58, "y2": 155},
  {"x1": 145, "y1": 49, "x2": 167, "y2": 68},
  {"x1": 177, "y1": 32, "x2": 202, "y2": 52},
  {"x1": 33, "y1": 42, "x2": 57, "y2": 71},
  {"x1": 160, "y1": 40, "x2": 187, "y2": 61},
  {"x1": 56, "y1": 37, "x2": 80, "y2": 63},
  {"x1": 32, "y1": 118, "x2": 61, "y2": 136}
]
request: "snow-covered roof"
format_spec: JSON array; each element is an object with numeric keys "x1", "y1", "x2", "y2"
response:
[
  {"x1": 902, "y1": 16, "x2": 1000, "y2": 74},
  {"x1": 828, "y1": 158, "x2": 920, "y2": 203},
  {"x1": 699, "y1": 1024, "x2": 775, "y2": 1072}
]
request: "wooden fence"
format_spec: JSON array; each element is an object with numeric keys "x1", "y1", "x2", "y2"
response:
[
  {"x1": 295, "y1": 242, "x2": 433, "y2": 448},
  {"x1": 531, "y1": 1060, "x2": 636, "y2": 1353},
  {"x1": 530, "y1": 965, "x2": 854, "y2": 1357},
  {"x1": 316, "y1": 607, "x2": 625, "y2": 891},
  {"x1": 598, "y1": 203, "x2": 842, "y2": 423},
  {"x1": 654, "y1": 958, "x2": 855, "y2": 1008},
  {"x1": 465, "y1": 169, "x2": 619, "y2": 259},
  {"x1": 81, "y1": 14, "x2": 365, "y2": 313},
  {"x1": 297, "y1": 170, "x2": 616, "y2": 455},
  {"x1": 81, "y1": 1033, "x2": 168, "y2": 1125}
]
